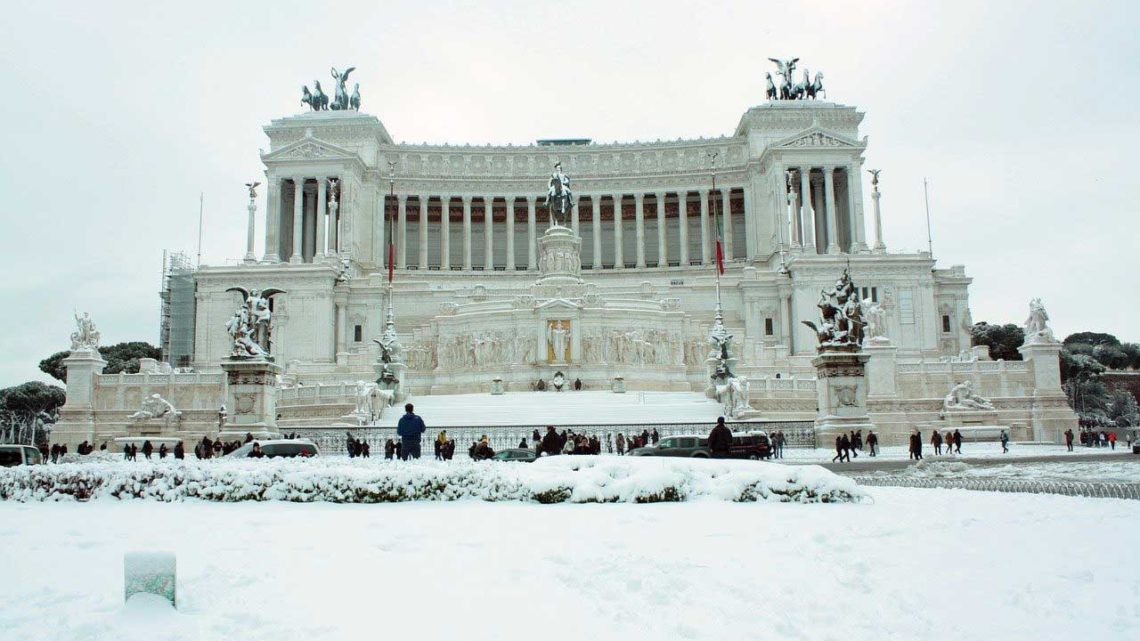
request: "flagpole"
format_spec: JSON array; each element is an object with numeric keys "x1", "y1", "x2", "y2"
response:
[{"x1": 386, "y1": 162, "x2": 396, "y2": 329}]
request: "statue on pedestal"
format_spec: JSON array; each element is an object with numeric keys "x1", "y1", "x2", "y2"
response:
[
  {"x1": 224, "y1": 287, "x2": 285, "y2": 359},
  {"x1": 544, "y1": 162, "x2": 573, "y2": 228},
  {"x1": 863, "y1": 299, "x2": 888, "y2": 343},
  {"x1": 70, "y1": 312, "x2": 101, "y2": 352},
  {"x1": 1023, "y1": 298, "x2": 1056, "y2": 344},
  {"x1": 129, "y1": 393, "x2": 182, "y2": 427},
  {"x1": 802, "y1": 269, "x2": 865, "y2": 350},
  {"x1": 244, "y1": 181, "x2": 261, "y2": 200},
  {"x1": 301, "y1": 81, "x2": 329, "y2": 111},
  {"x1": 547, "y1": 320, "x2": 570, "y2": 363}
]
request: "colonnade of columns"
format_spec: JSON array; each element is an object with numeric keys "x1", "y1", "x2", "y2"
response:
[
  {"x1": 261, "y1": 176, "x2": 344, "y2": 263},
  {"x1": 779, "y1": 165, "x2": 867, "y2": 255},
  {"x1": 380, "y1": 190, "x2": 739, "y2": 271}
]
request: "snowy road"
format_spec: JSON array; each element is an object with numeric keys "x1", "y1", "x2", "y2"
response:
[{"x1": 2, "y1": 489, "x2": 1138, "y2": 641}]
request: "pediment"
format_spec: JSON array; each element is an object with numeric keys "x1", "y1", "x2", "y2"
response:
[
  {"x1": 261, "y1": 137, "x2": 360, "y2": 163},
  {"x1": 535, "y1": 298, "x2": 583, "y2": 311},
  {"x1": 772, "y1": 127, "x2": 862, "y2": 150}
]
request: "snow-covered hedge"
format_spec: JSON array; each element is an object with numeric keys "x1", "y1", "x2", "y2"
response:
[{"x1": 0, "y1": 456, "x2": 866, "y2": 504}]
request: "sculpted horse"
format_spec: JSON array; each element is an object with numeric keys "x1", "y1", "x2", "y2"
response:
[{"x1": 806, "y1": 72, "x2": 825, "y2": 100}]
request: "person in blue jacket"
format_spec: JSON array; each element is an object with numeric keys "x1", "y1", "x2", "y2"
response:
[{"x1": 396, "y1": 403, "x2": 426, "y2": 460}]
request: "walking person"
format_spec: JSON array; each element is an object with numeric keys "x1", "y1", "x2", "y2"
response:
[
  {"x1": 396, "y1": 403, "x2": 426, "y2": 460},
  {"x1": 832, "y1": 435, "x2": 844, "y2": 463},
  {"x1": 840, "y1": 433, "x2": 852, "y2": 462},
  {"x1": 615, "y1": 432, "x2": 626, "y2": 456},
  {"x1": 1109, "y1": 430, "x2": 1117, "y2": 450},
  {"x1": 174, "y1": 441, "x2": 185, "y2": 460},
  {"x1": 866, "y1": 430, "x2": 878, "y2": 457},
  {"x1": 1000, "y1": 430, "x2": 1009, "y2": 454},
  {"x1": 1064, "y1": 428, "x2": 1074, "y2": 452},
  {"x1": 931, "y1": 430, "x2": 942, "y2": 456},
  {"x1": 953, "y1": 429, "x2": 962, "y2": 455}
]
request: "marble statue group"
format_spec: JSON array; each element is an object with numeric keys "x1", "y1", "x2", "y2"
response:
[
  {"x1": 129, "y1": 393, "x2": 181, "y2": 427},
  {"x1": 766, "y1": 58, "x2": 825, "y2": 101},
  {"x1": 225, "y1": 287, "x2": 285, "y2": 359},
  {"x1": 70, "y1": 311, "x2": 100, "y2": 352},
  {"x1": 302, "y1": 66, "x2": 361, "y2": 112},
  {"x1": 1024, "y1": 298, "x2": 1055, "y2": 344}
]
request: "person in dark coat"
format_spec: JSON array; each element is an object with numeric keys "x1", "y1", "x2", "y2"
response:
[
  {"x1": 953, "y1": 429, "x2": 962, "y2": 454},
  {"x1": 174, "y1": 441, "x2": 185, "y2": 460},
  {"x1": 840, "y1": 433, "x2": 851, "y2": 462},
  {"x1": 384, "y1": 439, "x2": 395, "y2": 460},
  {"x1": 362, "y1": 441, "x2": 371, "y2": 458},
  {"x1": 248, "y1": 442, "x2": 264, "y2": 458},
  {"x1": 142, "y1": 440, "x2": 154, "y2": 460},
  {"x1": 541, "y1": 425, "x2": 561, "y2": 456},
  {"x1": 651, "y1": 429, "x2": 660, "y2": 445},
  {"x1": 519, "y1": 437, "x2": 528, "y2": 449},
  {"x1": 1064, "y1": 429, "x2": 1074, "y2": 452},
  {"x1": 1000, "y1": 430, "x2": 1009, "y2": 453},
  {"x1": 474, "y1": 437, "x2": 495, "y2": 460},
  {"x1": 708, "y1": 417, "x2": 733, "y2": 458},
  {"x1": 50, "y1": 444, "x2": 59, "y2": 463},
  {"x1": 931, "y1": 430, "x2": 943, "y2": 455},
  {"x1": 396, "y1": 403, "x2": 426, "y2": 460},
  {"x1": 866, "y1": 430, "x2": 878, "y2": 457},
  {"x1": 159, "y1": 443, "x2": 168, "y2": 459},
  {"x1": 914, "y1": 430, "x2": 923, "y2": 459}
]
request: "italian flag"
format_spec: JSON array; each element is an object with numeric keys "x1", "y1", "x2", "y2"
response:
[{"x1": 714, "y1": 196, "x2": 725, "y2": 275}]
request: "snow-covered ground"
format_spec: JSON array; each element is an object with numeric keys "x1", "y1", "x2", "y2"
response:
[
  {"x1": 375, "y1": 390, "x2": 726, "y2": 426},
  {"x1": 2, "y1": 489, "x2": 1137, "y2": 641}
]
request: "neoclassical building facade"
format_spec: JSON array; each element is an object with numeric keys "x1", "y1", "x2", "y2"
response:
[{"x1": 191, "y1": 99, "x2": 974, "y2": 387}]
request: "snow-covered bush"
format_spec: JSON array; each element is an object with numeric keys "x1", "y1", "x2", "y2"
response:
[{"x1": 0, "y1": 456, "x2": 866, "y2": 504}]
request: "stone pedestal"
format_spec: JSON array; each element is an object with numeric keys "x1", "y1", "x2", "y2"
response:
[
  {"x1": 218, "y1": 359, "x2": 282, "y2": 439},
  {"x1": 863, "y1": 340, "x2": 897, "y2": 398},
  {"x1": 537, "y1": 225, "x2": 583, "y2": 286},
  {"x1": 1017, "y1": 339, "x2": 1078, "y2": 442},
  {"x1": 611, "y1": 376, "x2": 626, "y2": 394},
  {"x1": 812, "y1": 348, "x2": 874, "y2": 439},
  {"x1": 53, "y1": 348, "x2": 108, "y2": 447},
  {"x1": 490, "y1": 377, "x2": 504, "y2": 395}
]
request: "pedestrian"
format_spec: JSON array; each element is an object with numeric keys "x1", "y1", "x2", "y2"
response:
[
  {"x1": 850, "y1": 431, "x2": 859, "y2": 458},
  {"x1": 915, "y1": 430, "x2": 923, "y2": 460},
  {"x1": 651, "y1": 429, "x2": 660, "y2": 445},
  {"x1": 1000, "y1": 430, "x2": 1009, "y2": 454},
  {"x1": 616, "y1": 432, "x2": 626, "y2": 456},
  {"x1": 396, "y1": 403, "x2": 426, "y2": 460},
  {"x1": 384, "y1": 439, "x2": 395, "y2": 460},
  {"x1": 953, "y1": 429, "x2": 962, "y2": 455},
  {"x1": 142, "y1": 440, "x2": 154, "y2": 460},
  {"x1": 839, "y1": 433, "x2": 852, "y2": 462},
  {"x1": 1064, "y1": 428, "x2": 1074, "y2": 452},
  {"x1": 708, "y1": 417, "x2": 733, "y2": 459},
  {"x1": 832, "y1": 435, "x2": 844, "y2": 463},
  {"x1": 931, "y1": 430, "x2": 942, "y2": 455},
  {"x1": 519, "y1": 437, "x2": 528, "y2": 449},
  {"x1": 434, "y1": 437, "x2": 442, "y2": 461},
  {"x1": 50, "y1": 443, "x2": 59, "y2": 463},
  {"x1": 866, "y1": 430, "x2": 878, "y2": 457},
  {"x1": 159, "y1": 443, "x2": 168, "y2": 459},
  {"x1": 542, "y1": 425, "x2": 561, "y2": 456},
  {"x1": 474, "y1": 436, "x2": 495, "y2": 460},
  {"x1": 174, "y1": 441, "x2": 185, "y2": 460},
  {"x1": 248, "y1": 442, "x2": 264, "y2": 458},
  {"x1": 606, "y1": 433, "x2": 613, "y2": 454},
  {"x1": 1109, "y1": 431, "x2": 1117, "y2": 450}
]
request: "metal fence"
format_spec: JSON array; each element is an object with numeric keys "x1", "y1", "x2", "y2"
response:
[
  {"x1": 291, "y1": 420, "x2": 816, "y2": 456},
  {"x1": 852, "y1": 476, "x2": 1140, "y2": 500}
]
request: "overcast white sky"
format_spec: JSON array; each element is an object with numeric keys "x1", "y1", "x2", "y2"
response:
[{"x1": 1, "y1": 0, "x2": 1137, "y2": 387}]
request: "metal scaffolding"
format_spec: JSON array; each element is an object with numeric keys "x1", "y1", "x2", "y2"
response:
[{"x1": 159, "y1": 250, "x2": 196, "y2": 369}]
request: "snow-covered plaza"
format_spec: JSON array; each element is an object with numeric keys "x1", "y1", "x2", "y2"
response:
[{"x1": 2, "y1": 482, "x2": 1137, "y2": 641}]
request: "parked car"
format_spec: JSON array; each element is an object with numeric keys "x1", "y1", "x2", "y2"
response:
[
  {"x1": 629, "y1": 432, "x2": 772, "y2": 460},
  {"x1": 492, "y1": 448, "x2": 537, "y2": 462},
  {"x1": 227, "y1": 439, "x2": 319, "y2": 459},
  {"x1": 0, "y1": 445, "x2": 44, "y2": 467}
]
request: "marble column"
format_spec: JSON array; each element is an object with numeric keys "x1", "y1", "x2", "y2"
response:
[
  {"x1": 244, "y1": 194, "x2": 257, "y2": 263},
  {"x1": 462, "y1": 196, "x2": 472, "y2": 270},
  {"x1": 483, "y1": 198, "x2": 494, "y2": 270},
  {"x1": 315, "y1": 179, "x2": 327, "y2": 260},
  {"x1": 799, "y1": 168, "x2": 816, "y2": 254},
  {"x1": 397, "y1": 194, "x2": 408, "y2": 269},
  {"x1": 612, "y1": 194, "x2": 624, "y2": 269},
  {"x1": 591, "y1": 196, "x2": 602, "y2": 269},
  {"x1": 722, "y1": 189, "x2": 733, "y2": 261},
  {"x1": 505, "y1": 196, "x2": 515, "y2": 270},
  {"x1": 377, "y1": 193, "x2": 387, "y2": 265},
  {"x1": 440, "y1": 196, "x2": 450, "y2": 270},
  {"x1": 787, "y1": 172, "x2": 801, "y2": 251},
  {"x1": 848, "y1": 164, "x2": 869, "y2": 252},
  {"x1": 824, "y1": 167, "x2": 840, "y2": 254},
  {"x1": 571, "y1": 195, "x2": 580, "y2": 235},
  {"x1": 634, "y1": 194, "x2": 646, "y2": 268},
  {"x1": 526, "y1": 196, "x2": 537, "y2": 270},
  {"x1": 812, "y1": 173, "x2": 825, "y2": 252},
  {"x1": 263, "y1": 177, "x2": 280, "y2": 263},
  {"x1": 655, "y1": 192, "x2": 667, "y2": 267},
  {"x1": 871, "y1": 176, "x2": 886, "y2": 253},
  {"x1": 699, "y1": 189, "x2": 710, "y2": 265},
  {"x1": 290, "y1": 177, "x2": 304, "y2": 264},
  {"x1": 418, "y1": 196, "x2": 429, "y2": 269},
  {"x1": 679, "y1": 191, "x2": 690, "y2": 266}
]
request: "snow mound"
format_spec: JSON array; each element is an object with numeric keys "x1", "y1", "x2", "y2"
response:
[{"x1": 0, "y1": 457, "x2": 865, "y2": 505}]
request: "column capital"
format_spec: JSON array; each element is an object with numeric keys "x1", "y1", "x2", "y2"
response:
[
  {"x1": 698, "y1": 188, "x2": 709, "y2": 197},
  {"x1": 397, "y1": 193, "x2": 408, "y2": 203},
  {"x1": 634, "y1": 193, "x2": 644, "y2": 203},
  {"x1": 291, "y1": 175, "x2": 307, "y2": 184},
  {"x1": 526, "y1": 194, "x2": 536, "y2": 204},
  {"x1": 655, "y1": 192, "x2": 666, "y2": 199}
]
